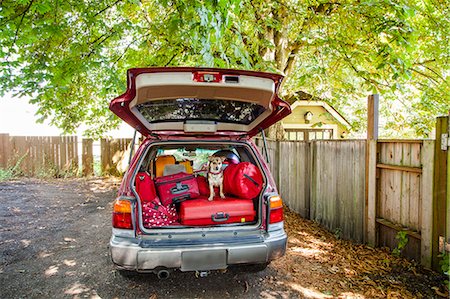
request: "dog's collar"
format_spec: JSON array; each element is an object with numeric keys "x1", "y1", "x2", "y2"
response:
[{"x1": 209, "y1": 170, "x2": 222, "y2": 175}]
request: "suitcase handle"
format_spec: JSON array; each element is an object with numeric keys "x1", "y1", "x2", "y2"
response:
[
  {"x1": 170, "y1": 182, "x2": 189, "y2": 194},
  {"x1": 211, "y1": 212, "x2": 230, "y2": 222},
  {"x1": 172, "y1": 195, "x2": 189, "y2": 204}
]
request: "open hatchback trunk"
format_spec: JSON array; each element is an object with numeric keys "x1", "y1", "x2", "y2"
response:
[
  {"x1": 133, "y1": 141, "x2": 266, "y2": 232},
  {"x1": 110, "y1": 67, "x2": 291, "y2": 138}
]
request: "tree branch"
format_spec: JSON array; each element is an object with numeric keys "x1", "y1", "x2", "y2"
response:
[
  {"x1": 164, "y1": 51, "x2": 179, "y2": 66},
  {"x1": 340, "y1": 46, "x2": 389, "y2": 88},
  {"x1": 283, "y1": 46, "x2": 300, "y2": 76},
  {"x1": 93, "y1": 0, "x2": 123, "y2": 18},
  {"x1": 409, "y1": 68, "x2": 440, "y2": 84},
  {"x1": 113, "y1": 39, "x2": 138, "y2": 65},
  {"x1": 84, "y1": 30, "x2": 117, "y2": 59},
  {"x1": 416, "y1": 64, "x2": 448, "y2": 85},
  {"x1": 9, "y1": 0, "x2": 34, "y2": 55}
]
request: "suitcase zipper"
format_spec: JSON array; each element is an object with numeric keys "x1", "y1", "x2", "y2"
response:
[{"x1": 155, "y1": 175, "x2": 195, "y2": 185}]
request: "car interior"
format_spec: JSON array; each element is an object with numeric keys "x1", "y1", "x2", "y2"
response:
[{"x1": 133, "y1": 143, "x2": 264, "y2": 229}]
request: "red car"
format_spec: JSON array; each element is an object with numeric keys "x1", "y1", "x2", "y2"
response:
[{"x1": 109, "y1": 67, "x2": 291, "y2": 278}]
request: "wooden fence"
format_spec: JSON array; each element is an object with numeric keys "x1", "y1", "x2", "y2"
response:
[
  {"x1": 1, "y1": 119, "x2": 448, "y2": 270},
  {"x1": 257, "y1": 128, "x2": 446, "y2": 270},
  {"x1": 372, "y1": 140, "x2": 434, "y2": 264},
  {"x1": 99, "y1": 138, "x2": 133, "y2": 176},
  {"x1": 81, "y1": 137, "x2": 136, "y2": 176},
  {"x1": 0, "y1": 134, "x2": 135, "y2": 177},
  {"x1": 0, "y1": 134, "x2": 78, "y2": 176},
  {"x1": 256, "y1": 139, "x2": 366, "y2": 242}
]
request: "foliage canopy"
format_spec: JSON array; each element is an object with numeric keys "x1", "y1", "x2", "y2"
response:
[{"x1": 1, "y1": 0, "x2": 448, "y2": 137}]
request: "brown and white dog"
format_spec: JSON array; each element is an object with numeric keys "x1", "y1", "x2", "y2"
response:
[{"x1": 207, "y1": 156, "x2": 226, "y2": 201}]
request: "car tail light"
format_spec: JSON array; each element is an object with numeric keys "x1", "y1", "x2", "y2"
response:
[
  {"x1": 193, "y1": 71, "x2": 222, "y2": 83},
  {"x1": 112, "y1": 199, "x2": 133, "y2": 229},
  {"x1": 269, "y1": 196, "x2": 284, "y2": 224}
]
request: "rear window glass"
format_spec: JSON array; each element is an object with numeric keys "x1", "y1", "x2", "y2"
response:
[{"x1": 136, "y1": 98, "x2": 265, "y2": 125}]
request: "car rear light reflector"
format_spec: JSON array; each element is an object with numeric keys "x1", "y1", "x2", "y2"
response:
[
  {"x1": 270, "y1": 196, "x2": 283, "y2": 209},
  {"x1": 193, "y1": 71, "x2": 222, "y2": 83},
  {"x1": 112, "y1": 199, "x2": 133, "y2": 229},
  {"x1": 269, "y1": 196, "x2": 283, "y2": 224},
  {"x1": 269, "y1": 207, "x2": 284, "y2": 224}
]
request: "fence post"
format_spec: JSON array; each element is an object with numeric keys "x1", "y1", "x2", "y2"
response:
[
  {"x1": 432, "y1": 115, "x2": 449, "y2": 270},
  {"x1": 101, "y1": 138, "x2": 110, "y2": 176},
  {"x1": 0, "y1": 133, "x2": 10, "y2": 168},
  {"x1": 421, "y1": 140, "x2": 434, "y2": 268},
  {"x1": 366, "y1": 94, "x2": 379, "y2": 246},
  {"x1": 82, "y1": 139, "x2": 94, "y2": 176}
]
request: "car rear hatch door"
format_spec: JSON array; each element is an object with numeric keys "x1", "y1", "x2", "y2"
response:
[{"x1": 110, "y1": 67, "x2": 291, "y2": 137}]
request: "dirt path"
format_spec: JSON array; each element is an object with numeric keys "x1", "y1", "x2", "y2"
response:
[{"x1": 0, "y1": 178, "x2": 447, "y2": 299}]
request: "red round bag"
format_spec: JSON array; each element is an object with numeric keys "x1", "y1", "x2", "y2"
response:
[
  {"x1": 223, "y1": 162, "x2": 263, "y2": 199},
  {"x1": 196, "y1": 175, "x2": 210, "y2": 196}
]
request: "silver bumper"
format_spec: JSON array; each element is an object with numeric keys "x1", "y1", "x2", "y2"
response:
[{"x1": 110, "y1": 230, "x2": 287, "y2": 272}]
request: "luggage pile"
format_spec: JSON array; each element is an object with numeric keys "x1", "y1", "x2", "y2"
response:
[{"x1": 135, "y1": 156, "x2": 264, "y2": 228}]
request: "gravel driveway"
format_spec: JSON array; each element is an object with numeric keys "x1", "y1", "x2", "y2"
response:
[{"x1": 0, "y1": 178, "x2": 447, "y2": 298}]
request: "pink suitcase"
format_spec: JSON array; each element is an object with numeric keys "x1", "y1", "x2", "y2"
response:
[{"x1": 155, "y1": 172, "x2": 200, "y2": 205}]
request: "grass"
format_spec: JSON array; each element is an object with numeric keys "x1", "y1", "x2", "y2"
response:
[
  {"x1": 0, "y1": 153, "x2": 27, "y2": 181},
  {"x1": 0, "y1": 167, "x2": 15, "y2": 181}
]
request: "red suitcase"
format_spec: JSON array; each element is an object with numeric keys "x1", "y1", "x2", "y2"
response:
[
  {"x1": 155, "y1": 172, "x2": 200, "y2": 206},
  {"x1": 179, "y1": 197, "x2": 256, "y2": 226}
]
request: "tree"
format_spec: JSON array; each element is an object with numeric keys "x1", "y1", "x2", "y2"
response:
[{"x1": 1, "y1": 0, "x2": 448, "y2": 138}]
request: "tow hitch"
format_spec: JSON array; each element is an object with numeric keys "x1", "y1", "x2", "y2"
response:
[{"x1": 195, "y1": 271, "x2": 210, "y2": 278}]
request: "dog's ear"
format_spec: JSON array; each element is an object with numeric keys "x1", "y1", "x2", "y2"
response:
[
  {"x1": 220, "y1": 156, "x2": 226, "y2": 162},
  {"x1": 208, "y1": 156, "x2": 215, "y2": 162}
]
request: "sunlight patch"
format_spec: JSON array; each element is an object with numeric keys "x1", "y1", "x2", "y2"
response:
[
  {"x1": 44, "y1": 265, "x2": 59, "y2": 276},
  {"x1": 64, "y1": 282, "x2": 90, "y2": 295},
  {"x1": 64, "y1": 282, "x2": 100, "y2": 298},
  {"x1": 287, "y1": 283, "x2": 334, "y2": 299},
  {"x1": 38, "y1": 251, "x2": 54, "y2": 258},
  {"x1": 20, "y1": 239, "x2": 31, "y2": 248},
  {"x1": 339, "y1": 292, "x2": 366, "y2": 298},
  {"x1": 290, "y1": 246, "x2": 324, "y2": 257},
  {"x1": 63, "y1": 259, "x2": 76, "y2": 267}
]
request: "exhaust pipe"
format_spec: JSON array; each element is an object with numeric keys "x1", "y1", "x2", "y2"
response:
[{"x1": 157, "y1": 269, "x2": 170, "y2": 280}]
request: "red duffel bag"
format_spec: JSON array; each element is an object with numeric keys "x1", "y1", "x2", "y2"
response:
[
  {"x1": 155, "y1": 172, "x2": 200, "y2": 205},
  {"x1": 223, "y1": 162, "x2": 263, "y2": 199},
  {"x1": 196, "y1": 175, "x2": 210, "y2": 196},
  {"x1": 135, "y1": 172, "x2": 159, "y2": 205}
]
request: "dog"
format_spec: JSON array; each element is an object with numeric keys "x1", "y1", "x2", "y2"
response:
[{"x1": 207, "y1": 156, "x2": 226, "y2": 201}]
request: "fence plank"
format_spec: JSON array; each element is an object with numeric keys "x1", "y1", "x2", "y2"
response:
[
  {"x1": 421, "y1": 140, "x2": 434, "y2": 268},
  {"x1": 0, "y1": 133, "x2": 10, "y2": 168},
  {"x1": 82, "y1": 139, "x2": 94, "y2": 176}
]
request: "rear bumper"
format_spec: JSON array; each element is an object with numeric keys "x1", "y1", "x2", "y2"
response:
[{"x1": 110, "y1": 229, "x2": 287, "y2": 272}]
